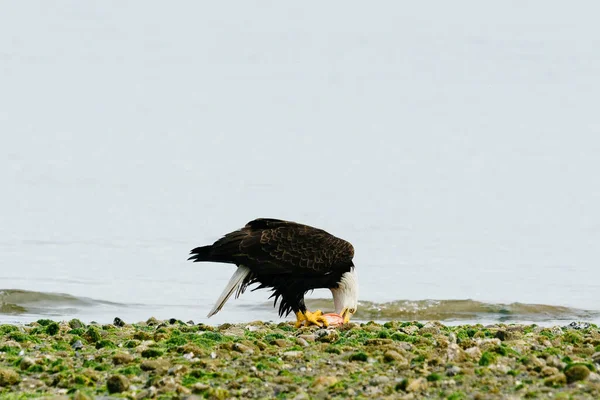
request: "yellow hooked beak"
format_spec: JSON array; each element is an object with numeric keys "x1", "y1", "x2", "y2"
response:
[{"x1": 340, "y1": 307, "x2": 356, "y2": 323}]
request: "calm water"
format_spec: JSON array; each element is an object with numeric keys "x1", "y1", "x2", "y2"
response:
[{"x1": 2, "y1": 2, "x2": 600, "y2": 326}]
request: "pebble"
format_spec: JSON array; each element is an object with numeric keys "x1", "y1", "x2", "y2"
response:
[
  {"x1": 112, "y1": 352, "x2": 134, "y2": 365},
  {"x1": 0, "y1": 368, "x2": 21, "y2": 386},
  {"x1": 106, "y1": 374, "x2": 129, "y2": 394},
  {"x1": 446, "y1": 365, "x2": 462, "y2": 376},
  {"x1": 565, "y1": 364, "x2": 590, "y2": 383},
  {"x1": 406, "y1": 377, "x2": 428, "y2": 393},
  {"x1": 233, "y1": 343, "x2": 254, "y2": 354},
  {"x1": 283, "y1": 351, "x2": 303, "y2": 360}
]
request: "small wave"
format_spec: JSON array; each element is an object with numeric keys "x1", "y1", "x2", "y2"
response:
[
  {"x1": 302, "y1": 299, "x2": 599, "y2": 323},
  {"x1": 0, "y1": 289, "x2": 125, "y2": 317}
]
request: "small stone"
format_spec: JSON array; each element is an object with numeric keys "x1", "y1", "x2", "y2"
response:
[
  {"x1": 312, "y1": 376, "x2": 337, "y2": 388},
  {"x1": 273, "y1": 339, "x2": 288, "y2": 348},
  {"x1": 446, "y1": 365, "x2": 461, "y2": 376},
  {"x1": 113, "y1": 352, "x2": 134, "y2": 365},
  {"x1": 106, "y1": 374, "x2": 129, "y2": 394},
  {"x1": 136, "y1": 388, "x2": 157, "y2": 400},
  {"x1": 298, "y1": 334, "x2": 316, "y2": 342},
  {"x1": 588, "y1": 372, "x2": 600, "y2": 382},
  {"x1": 544, "y1": 373, "x2": 567, "y2": 387},
  {"x1": 541, "y1": 366, "x2": 559, "y2": 377},
  {"x1": 68, "y1": 319, "x2": 85, "y2": 329},
  {"x1": 168, "y1": 364, "x2": 188, "y2": 375},
  {"x1": 546, "y1": 355, "x2": 566, "y2": 370},
  {"x1": 406, "y1": 377, "x2": 428, "y2": 393},
  {"x1": 383, "y1": 350, "x2": 406, "y2": 363},
  {"x1": 192, "y1": 383, "x2": 210, "y2": 393},
  {"x1": 19, "y1": 357, "x2": 36, "y2": 371},
  {"x1": 401, "y1": 325, "x2": 419, "y2": 335},
  {"x1": 564, "y1": 364, "x2": 590, "y2": 383},
  {"x1": 365, "y1": 338, "x2": 393, "y2": 346},
  {"x1": 0, "y1": 368, "x2": 21, "y2": 386},
  {"x1": 296, "y1": 337, "x2": 309, "y2": 347},
  {"x1": 315, "y1": 329, "x2": 339, "y2": 343},
  {"x1": 146, "y1": 317, "x2": 160, "y2": 326},
  {"x1": 72, "y1": 391, "x2": 93, "y2": 400},
  {"x1": 592, "y1": 352, "x2": 600, "y2": 364},
  {"x1": 496, "y1": 329, "x2": 521, "y2": 341},
  {"x1": 369, "y1": 375, "x2": 390, "y2": 386},
  {"x1": 232, "y1": 343, "x2": 254, "y2": 354},
  {"x1": 465, "y1": 346, "x2": 482, "y2": 359},
  {"x1": 446, "y1": 343, "x2": 466, "y2": 362},
  {"x1": 71, "y1": 340, "x2": 84, "y2": 350},
  {"x1": 419, "y1": 321, "x2": 442, "y2": 335},
  {"x1": 141, "y1": 359, "x2": 170, "y2": 374},
  {"x1": 113, "y1": 317, "x2": 125, "y2": 327},
  {"x1": 283, "y1": 351, "x2": 303, "y2": 360}
]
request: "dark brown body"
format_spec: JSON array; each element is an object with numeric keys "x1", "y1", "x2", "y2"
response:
[{"x1": 188, "y1": 218, "x2": 355, "y2": 316}]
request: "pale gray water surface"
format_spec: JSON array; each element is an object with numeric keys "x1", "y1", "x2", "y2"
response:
[{"x1": 1, "y1": 2, "x2": 600, "y2": 325}]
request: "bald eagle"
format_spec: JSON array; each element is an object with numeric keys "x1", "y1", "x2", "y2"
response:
[{"x1": 188, "y1": 218, "x2": 358, "y2": 327}]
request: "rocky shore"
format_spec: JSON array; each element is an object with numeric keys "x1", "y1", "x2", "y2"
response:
[{"x1": 1, "y1": 318, "x2": 600, "y2": 399}]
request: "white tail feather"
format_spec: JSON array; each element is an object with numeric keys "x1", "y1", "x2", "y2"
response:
[{"x1": 207, "y1": 266, "x2": 252, "y2": 318}]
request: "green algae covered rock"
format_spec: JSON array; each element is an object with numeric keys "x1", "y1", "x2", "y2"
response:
[{"x1": 1, "y1": 320, "x2": 600, "y2": 398}]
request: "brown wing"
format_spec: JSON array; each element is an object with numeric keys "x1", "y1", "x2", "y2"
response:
[{"x1": 208, "y1": 218, "x2": 354, "y2": 273}]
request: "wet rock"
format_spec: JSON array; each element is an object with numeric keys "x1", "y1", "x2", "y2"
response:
[
  {"x1": 0, "y1": 368, "x2": 20, "y2": 386},
  {"x1": 112, "y1": 352, "x2": 134, "y2": 365},
  {"x1": 106, "y1": 374, "x2": 129, "y2": 394},
  {"x1": 113, "y1": 317, "x2": 125, "y2": 327},
  {"x1": 565, "y1": 364, "x2": 591, "y2": 383}
]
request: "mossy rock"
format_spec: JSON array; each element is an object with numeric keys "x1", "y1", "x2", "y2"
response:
[
  {"x1": 106, "y1": 374, "x2": 129, "y2": 393},
  {"x1": 0, "y1": 368, "x2": 21, "y2": 386},
  {"x1": 564, "y1": 364, "x2": 591, "y2": 383}
]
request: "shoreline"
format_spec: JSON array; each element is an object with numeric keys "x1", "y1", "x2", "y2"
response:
[{"x1": 1, "y1": 319, "x2": 599, "y2": 399}]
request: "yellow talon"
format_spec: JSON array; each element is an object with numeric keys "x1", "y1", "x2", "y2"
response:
[{"x1": 295, "y1": 310, "x2": 328, "y2": 328}]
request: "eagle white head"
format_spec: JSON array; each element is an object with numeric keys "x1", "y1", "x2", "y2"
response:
[{"x1": 330, "y1": 268, "x2": 358, "y2": 323}]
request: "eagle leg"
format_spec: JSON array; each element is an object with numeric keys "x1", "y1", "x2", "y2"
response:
[{"x1": 295, "y1": 310, "x2": 329, "y2": 328}]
